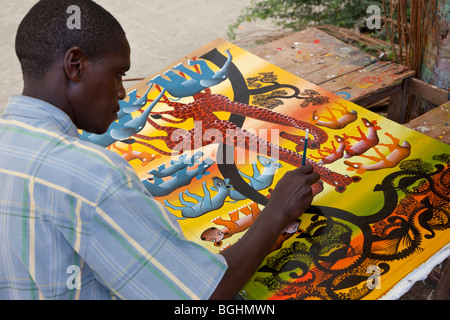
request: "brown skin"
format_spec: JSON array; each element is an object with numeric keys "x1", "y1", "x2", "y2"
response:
[
  {"x1": 22, "y1": 37, "x2": 130, "y2": 135},
  {"x1": 23, "y1": 34, "x2": 320, "y2": 300}
]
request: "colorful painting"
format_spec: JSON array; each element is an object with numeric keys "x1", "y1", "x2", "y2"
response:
[{"x1": 80, "y1": 39, "x2": 450, "y2": 300}]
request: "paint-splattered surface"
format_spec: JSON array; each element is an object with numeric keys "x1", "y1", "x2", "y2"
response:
[
  {"x1": 405, "y1": 102, "x2": 450, "y2": 145},
  {"x1": 250, "y1": 28, "x2": 415, "y2": 106}
]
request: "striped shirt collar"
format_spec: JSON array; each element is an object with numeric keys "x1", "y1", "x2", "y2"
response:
[{"x1": 4, "y1": 95, "x2": 79, "y2": 138}]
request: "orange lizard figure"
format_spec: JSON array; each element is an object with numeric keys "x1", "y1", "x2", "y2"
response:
[
  {"x1": 112, "y1": 143, "x2": 161, "y2": 166},
  {"x1": 344, "y1": 132, "x2": 412, "y2": 174},
  {"x1": 312, "y1": 103, "x2": 358, "y2": 129},
  {"x1": 342, "y1": 118, "x2": 381, "y2": 158}
]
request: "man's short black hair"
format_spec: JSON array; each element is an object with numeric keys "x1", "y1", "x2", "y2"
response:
[{"x1": 16, "y1": 0, "x2": 126, "y2": 79}]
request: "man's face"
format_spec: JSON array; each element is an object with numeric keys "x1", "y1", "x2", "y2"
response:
[{"x1": 72, "y1": 37, "x2": 131, "y2": 134}]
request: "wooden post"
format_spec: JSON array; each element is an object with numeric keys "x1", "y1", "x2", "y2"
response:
[{"x1": 388, "y1": 78, "x2": 409, "y2": 123}]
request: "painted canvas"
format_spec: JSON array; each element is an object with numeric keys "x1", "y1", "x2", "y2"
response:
[{"x1": 80, "y1": 39, "x2": 450, "y2": 300}]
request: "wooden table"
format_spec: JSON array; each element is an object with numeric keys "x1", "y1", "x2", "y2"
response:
[
  {"x1": 250, "y1": 27, "x2": 415, "y2": 122},
  {"x1": 251, "y1": 28, "x2": 449, "y2": 300},
  {"x1": 405, "y1": 102, "x2": 450, "y2": 145}
]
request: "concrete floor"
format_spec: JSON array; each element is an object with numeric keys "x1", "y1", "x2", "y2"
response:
[{"x1": 0, "y1": 0, "x2": 276, "y2": 114}]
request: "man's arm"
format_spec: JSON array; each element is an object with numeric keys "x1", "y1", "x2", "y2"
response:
[{"x1": 210, "y1": 164, "x2": 320, "y2": 300}]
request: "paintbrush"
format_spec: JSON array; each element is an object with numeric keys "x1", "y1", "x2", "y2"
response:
[{"x1": 302, "y1": 129, "x2": 309, "y2": 166}]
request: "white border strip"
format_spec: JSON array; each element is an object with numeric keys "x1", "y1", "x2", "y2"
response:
[{"x1": 380, "y1": 243, "x2": 450, "y2": 300}]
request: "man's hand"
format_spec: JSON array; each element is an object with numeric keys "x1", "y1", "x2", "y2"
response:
[
  {"x1": 210, "y1": 164, "x2": 320, "y2": 300},
  {"x1": 264, "y1": 164, "x2": 320, "y2": 227}
]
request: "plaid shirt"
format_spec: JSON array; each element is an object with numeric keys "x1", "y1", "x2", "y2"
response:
[{"x1": 0, "y1": 95, "x2": 227, "y2": 300}]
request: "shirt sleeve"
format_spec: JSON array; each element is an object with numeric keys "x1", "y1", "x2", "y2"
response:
[{"x1": 83, "y1": 157, "x2": 228, "y2": 300}]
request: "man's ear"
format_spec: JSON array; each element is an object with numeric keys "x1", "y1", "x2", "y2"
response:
[{"x1": 64, "y1": 47, "x2": 86, "y2": 82}]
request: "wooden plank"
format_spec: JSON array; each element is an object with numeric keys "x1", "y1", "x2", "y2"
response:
[
  {"x1": 404, "y1": 102, "x2": 450, "y2": 145},
  {"x1": 353, "y1": 85, "x2": 401, "y2": 107},
  {"x1": 250, "y1": 27, "x2": 378, "y2": 84},
  {"x1": 407, "y1": 77, "x2": 450, "y2": 106},
  {"x1": 321, "y1": 61, "x2": 414, "y2": 105},
  {"x1": 250, "y1": 27, "x2": 414, "y2": 107}
]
